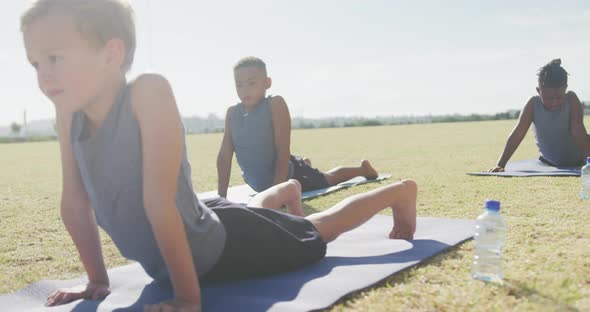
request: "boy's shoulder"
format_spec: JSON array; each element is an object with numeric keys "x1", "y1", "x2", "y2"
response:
[
  {"x1": 268, "y1": 95, "x2": 286, "y2": 105},
  {"x1": 267, "y1": 95, "x2": 290, "y2": 123},
  {"x1": 521, "y1": 96, "x2": 538, "y2": 118},
  {"x1": 226, "y1": 103, "x2": 239, "y2": 116},
  {"x1": 129, "y1": 73, "x2": 172, "y2": 96},
  {"x1": 526, "y1": 95, "x2": 540, "y2": 107},
  {"x1": 566, "y1": 90, "x2": 579, "y2": 101},
  {"x1": 268, "y1": 95, "x2": 288, "y2": 111},
  {"x1": 127, "y1": 73, "x2": 175, "y2": 113}
]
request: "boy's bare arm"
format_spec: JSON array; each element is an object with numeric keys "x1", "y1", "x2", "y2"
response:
[
  {"x1": 217, "y1": 107, "x2": 235, "y2": 198},
  {"x1": 47, "y1": 111, "x2": 110, "y2": 306},
  {"x1": 131, "y1": 74, "x2": 201, "y2": 308},
  {"x1": 568, "y1": 91, "x2": 590, "y2": 156},
  {"x1": 492, "y1": 97, "x2": 535, "y2": 170},
  {"x1": 269, "y1": 96, "x2": 292, "y2": 186}
]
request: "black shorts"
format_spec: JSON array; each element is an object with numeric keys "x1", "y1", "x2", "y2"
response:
[
  {"x1": 201, "y1": 197, "x2": 327, "y2": 283},
  {"x1": 289, "y1": 155, "x2": 330, "y2": 192},
  {"x1": 539, "y1": 155, "x2": 585, "y2": 167}
]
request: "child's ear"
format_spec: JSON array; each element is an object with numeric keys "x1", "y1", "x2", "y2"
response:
[
  {"x1": 265, "y1": 77, "x2": 272, "y2": 89},
  {"x1": 104, "y1": 38, "x2": 125, "y2": 69}
]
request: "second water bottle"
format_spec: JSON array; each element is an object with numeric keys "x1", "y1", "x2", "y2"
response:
[{"x1": 472, "y1": 200, "x2": 506, "y2": 283}]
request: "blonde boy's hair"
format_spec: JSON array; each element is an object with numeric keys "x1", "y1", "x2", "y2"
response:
[{"x1": 21, "y1": 0, "x2": 136, "y2": 71}]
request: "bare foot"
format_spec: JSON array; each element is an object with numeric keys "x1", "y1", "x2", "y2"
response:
[
  {"x1": 303, "y1": 157, "x2": 312, "y2": 166},
  {"x1": 285, "y1": 180, "x2": 304, "y2": 216},
  {"x1": 361, "y1": 160, "x2": 379, "y2": 180},
  {"x1": 388, "y1": 179, "x2": 417, "y2": 240}
]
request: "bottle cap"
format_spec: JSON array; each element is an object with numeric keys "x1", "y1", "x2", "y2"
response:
[{"x1": 485, "y1": 200, "x2": 500, "y2": 211}]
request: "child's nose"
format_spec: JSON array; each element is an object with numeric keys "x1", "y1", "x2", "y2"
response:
[{"x1": 38, "y1": 71, "x2": 55, "y2": 91}]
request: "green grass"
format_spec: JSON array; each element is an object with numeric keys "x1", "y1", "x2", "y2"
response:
[{"x1": 1, "y1": 120, "x2": 589, "y2": 311}]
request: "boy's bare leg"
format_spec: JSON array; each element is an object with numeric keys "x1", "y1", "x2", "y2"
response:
[
  {"x1": 323, "y1": 160, "x2": 379, "y2": 186},
  {"x1": 248, "y1": 179, "x2": 304, "y2": 216},
  {"x1": 305, "y1": 179, "x2": 417, "y2": 242}
]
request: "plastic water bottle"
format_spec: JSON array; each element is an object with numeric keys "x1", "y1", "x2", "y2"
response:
[
  {"x1": 579, "y1": 157, "x2": 590, "y2": 200},
  {"x1": 472, "y1": 200, "x2": 506, "y2": 283}
]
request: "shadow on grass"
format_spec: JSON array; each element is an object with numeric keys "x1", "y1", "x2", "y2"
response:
[
  {"x1": 302, "y1": 203, "x2": 322, "y2": 215},
  {"x1": 501, "y1": 279, "x2": 579, "y2": 312},
  {"x1": 323, "y1": 238, "x2": 472, "y2": 311},
  {"x1": 324, "y1": 239, "x2": 581, "y2": 312}
]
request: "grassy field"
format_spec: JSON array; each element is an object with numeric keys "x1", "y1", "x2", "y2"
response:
[{"x1": 1, "y1": 119, "x2": 589, "y2": 311}]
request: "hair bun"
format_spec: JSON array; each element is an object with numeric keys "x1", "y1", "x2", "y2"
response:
[{"x1": 549, "y1": 59, "x2": 562, "y2": 66}]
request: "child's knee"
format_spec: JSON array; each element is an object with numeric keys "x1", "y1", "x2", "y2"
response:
[
  {"x1": 287, "y1": 179, "x2": 301, "y2": 193},
  {"x1": 401, "y1": 179, "x2": 418, "y2": 194}
]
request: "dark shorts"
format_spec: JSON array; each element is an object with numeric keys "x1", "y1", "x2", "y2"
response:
[
  {"x1": 201, "y1": 197, "x2": 327, "y2": 283},
  {"x1": 289, "y1": 155, "x2": 330, "y2": 192},
  {"x1": 539, "y1": 155, "x2": 585, "y2": 167}
]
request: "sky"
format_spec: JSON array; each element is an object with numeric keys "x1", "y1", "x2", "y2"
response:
[{"x1": 1, "y1": 0, "x2": 589, "y2": 127}]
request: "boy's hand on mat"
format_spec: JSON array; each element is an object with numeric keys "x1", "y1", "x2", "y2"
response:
[
  {"x1": 488, "y1": 166, "x2": 504, "y2": 173},
  {"x1": 144, "y1": 299, "x2": 201, "y2": 312},
  {"x1": 46, "y1": 281, "x2": 110, "y2": 306}
]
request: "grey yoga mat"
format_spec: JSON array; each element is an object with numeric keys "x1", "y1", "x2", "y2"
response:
[
  {"x1": 467, "y1": 158, "x2": 581, "y2": 177},
  {"x1": 0, "y1": 216, "x2": 473, "y2": 312},
  {"x1": 199, "y1": 174, "x2": 392, "y2": 203}
]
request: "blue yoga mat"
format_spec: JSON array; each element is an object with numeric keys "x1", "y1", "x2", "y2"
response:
[
  {"x1": 0, "y1": 216, "x2": 473, "y2": 312},
  {"x1": 467, "y1": 158, "x2": 581, "y2": 177},
  {"x1": 199, "y1": 174, "x2": 391, "y2": 203}
]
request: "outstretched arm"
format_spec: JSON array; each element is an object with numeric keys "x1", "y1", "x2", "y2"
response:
[
  {"x1": 491, "y1": 97, "x2": 535, "y2": 171},
  {"x1": 217, "y1": 107, "x2": 235, "y2": 198},
  {"x1": 46, "y1": 111, "x2": 110, "y2": 306},
  {"x1": 270, "y1": 96, "x2": 292, "y2": 186},
  {"x1": 568, "y1": 91, "x2": 590, "y2": 157},
  {"x1": 131, "y1": 74, "x2": 201, "y2": 310}
]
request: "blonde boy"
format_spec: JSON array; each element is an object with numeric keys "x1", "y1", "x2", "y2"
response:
[{"x1": 21, "y1": 2, "x2": 417, "y2": 311}]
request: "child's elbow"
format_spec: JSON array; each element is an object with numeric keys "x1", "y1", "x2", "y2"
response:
[{"x1": 217, "y1": 150, "x2": 226, "y2": 162}]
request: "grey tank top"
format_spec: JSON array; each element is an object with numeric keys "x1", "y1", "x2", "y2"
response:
[
  {"x1": 532, "y1": 96, "x2": 583, "y2": 166},
  {"x1": 230, "y1": 96, "x2": 292, "y2": 192},
  {"x1": 71, "y1": 83, "x2": 226, "y2": 280}
]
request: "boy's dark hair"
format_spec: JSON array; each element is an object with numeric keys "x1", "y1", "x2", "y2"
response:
[
  {"x1": 234, "y1": 56, "x2": 267, "y2": 76},
  {"x1": 537, "y1": 59, "x2": 568, "y2": 88}
]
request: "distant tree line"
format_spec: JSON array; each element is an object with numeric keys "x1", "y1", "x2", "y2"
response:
[
  {"x1": 181, "y1": 109, "x2": 522, "y2": 133},
  {"x1": 182, "y1": 113, "x2": 225, "y2": 134},
  {"x1": 292, "y1": 110, "x2": 521, "y2": 129},
  {"x1": 3, "y1": 104, "x2": 590, "y2": 143}
]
